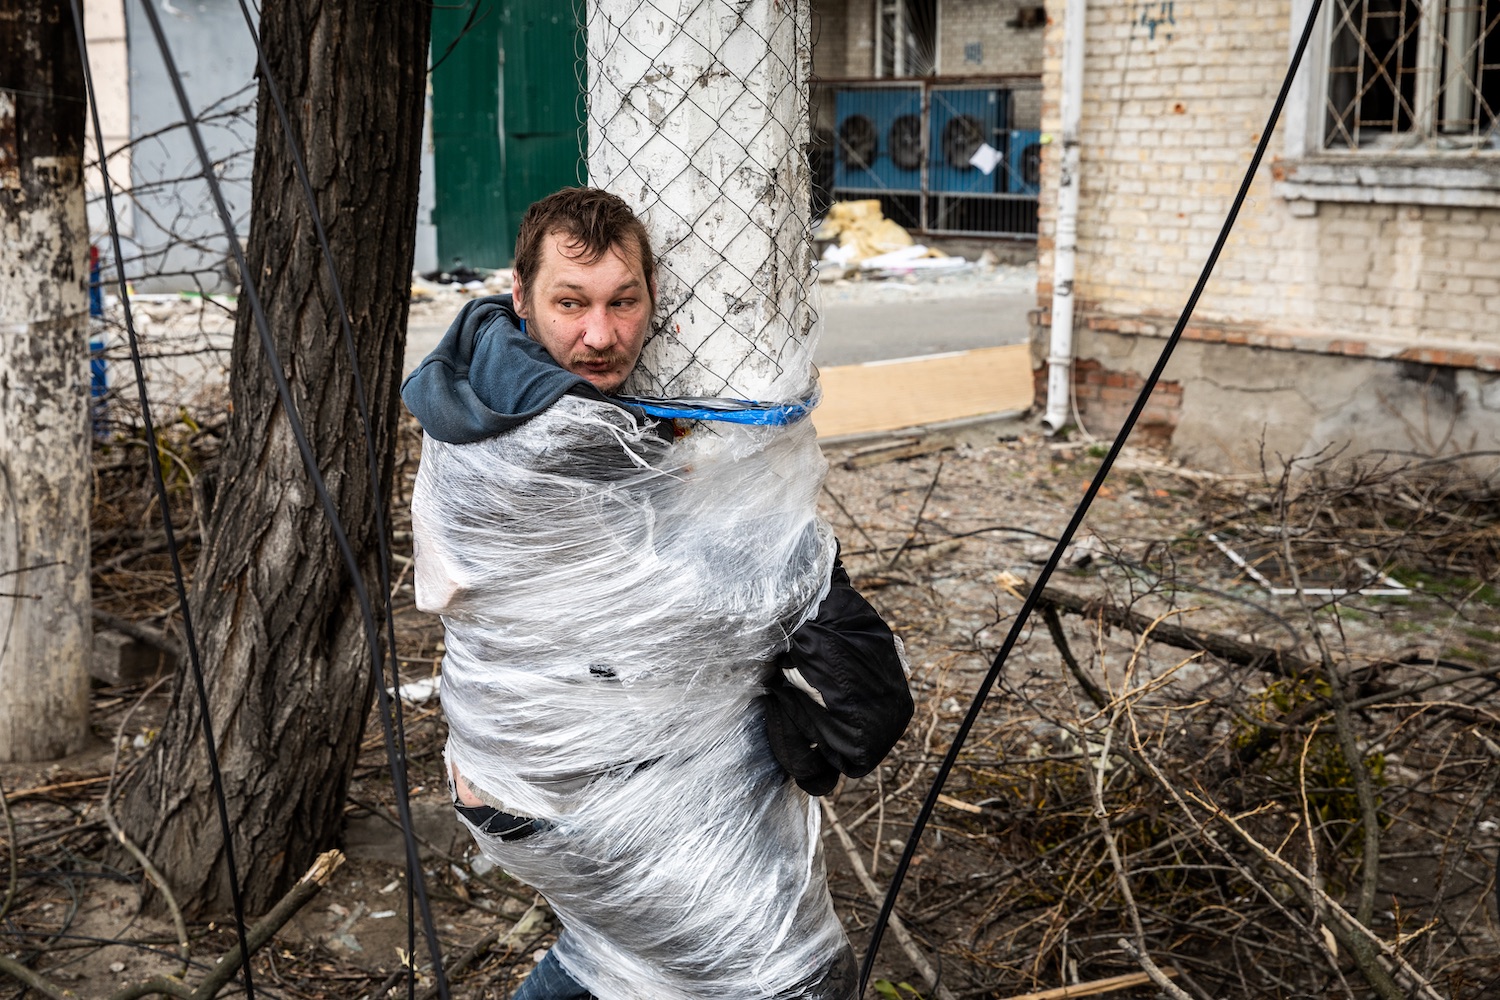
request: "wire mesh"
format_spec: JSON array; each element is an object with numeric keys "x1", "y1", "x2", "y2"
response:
[{"x1": 583, "y1": 0, "x2": 817, "y2": 403}]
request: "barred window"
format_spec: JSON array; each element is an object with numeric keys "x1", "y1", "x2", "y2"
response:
[{"x1": 1325, "y1": 0, "x2": 1500, "y2": 150}]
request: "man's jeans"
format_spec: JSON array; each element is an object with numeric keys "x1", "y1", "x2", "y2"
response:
[
  {"x1": 509, "y1": 943, "x2": 859, "y2": 1000},
  {"x1": 511, "y1": 949, "x2": 596, "y2": 1000}
]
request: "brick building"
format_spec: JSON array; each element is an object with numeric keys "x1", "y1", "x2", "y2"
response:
[{"x1": 1033, "y1": 0, "x2": 1500, "y2": 470}]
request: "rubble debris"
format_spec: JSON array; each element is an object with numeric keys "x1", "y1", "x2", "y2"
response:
[{"x1": 814, "y1": 200, "x2": 968, "y2": 277}]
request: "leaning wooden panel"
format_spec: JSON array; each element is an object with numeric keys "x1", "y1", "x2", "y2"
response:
[{"x1": 814, "y1": 343, "x2": 1035, "y2": 438}]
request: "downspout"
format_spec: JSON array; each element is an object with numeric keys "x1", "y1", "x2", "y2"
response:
[{"x1": 1043, "y1": 0, "x2": 1087, "y2": 434}]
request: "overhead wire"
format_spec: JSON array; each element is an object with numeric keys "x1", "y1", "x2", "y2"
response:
[
  {"x1": 857, "y1": 0, "x2": 1331, "y2": 991},
  {"x1": 68, "y1": 3, "x2": 257, "y2": 996},
  {"x1": 224, "y1": 2, "x2": 439, "y2": 993},
  {"x1": 77, "y1": 2, "x2": 452, "y2": 996},
  {"x1": 71, "y1": 0, "x2": 1331, "y2": 995}
]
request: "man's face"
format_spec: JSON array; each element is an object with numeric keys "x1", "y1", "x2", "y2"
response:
[{"x1": 513, "y1": 232, "x2": 654, "y2": 393}]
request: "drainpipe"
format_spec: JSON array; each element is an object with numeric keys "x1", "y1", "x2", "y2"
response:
[{"x1": 1043, "y1": 0, "x2": 1087, "y2": 434}]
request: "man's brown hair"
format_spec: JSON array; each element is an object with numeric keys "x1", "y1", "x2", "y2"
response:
[{"x1": 513, "y1": 187, "x2": 655, "y2": 304}]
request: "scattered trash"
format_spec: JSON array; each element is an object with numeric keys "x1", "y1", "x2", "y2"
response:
[
  {"x1": 813, "y1": 200, "x2": 968, "y2": 278},
  {"x1": 422, "y1": 263, "x2": 483, "y2": 286},
  {"x1": 328, "y1": 901, "x2": 367, "y2": 952},
  {"x1": 1207, "y1": 531, "x2": 1412, "y2": 597},
  {"x1": 390, "y1": 675, "x2": 441, "y2": 704},
  {"x1": 412, "y1": 267, "x2": 512, "y2": 303},
  {"x1": 814, "y1": 199, "x2": 915, "y2": 260}
]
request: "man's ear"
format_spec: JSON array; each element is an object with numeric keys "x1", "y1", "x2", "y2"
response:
[
  {"x1": 511, "y1": 280, "x2": 529, "y2": 319},
  {"x1": 649, "y1": 276, "x2": 658, "y2": 307}
]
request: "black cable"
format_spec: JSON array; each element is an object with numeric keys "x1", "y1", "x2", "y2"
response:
[
  {"x1": 224, "y1": 4, "x2": 441, "y2": 994},
  {"x1": 68, "y1": 6, "x2": 257, "y2": 997},
  {"x1": 130, "y1": 3, "x2": 452, "y2": 996},
  {"x1": 856, "y1": 0, "x2": 1329, "y2": 992},
  {"x1": 428, "y1": 0, "x2": 490, "y2": 75}
]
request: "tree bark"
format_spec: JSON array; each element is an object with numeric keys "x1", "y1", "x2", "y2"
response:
[
  {"x1": 117, "y1": 0, "x2": 430, "y2": 915},
  {"x1": 0, "y1": 1, "x2": 91, "y2": 761}
]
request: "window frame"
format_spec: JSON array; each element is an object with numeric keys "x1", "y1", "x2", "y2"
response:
[{"x1": 1277, "y1": 0, "x2": 1500, "y2": 210}]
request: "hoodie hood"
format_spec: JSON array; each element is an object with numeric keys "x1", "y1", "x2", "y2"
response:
[{"x1": 401, "y1": 294, "x2": 611, "y2": 444}]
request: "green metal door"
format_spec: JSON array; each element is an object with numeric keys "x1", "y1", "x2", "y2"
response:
[
  {"x1": 500, "y1": 0, "x2": 587, "y2": 247},
  {"x1": 429, "y1": 0, "x2": 585, "y2": 269},
  {"x1": 430, "y1": 3, "x2": 508, "y2": 269}
]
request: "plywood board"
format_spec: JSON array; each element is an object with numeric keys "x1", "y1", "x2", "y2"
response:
[{"x1": 813, "y1": 343, "x2": 1035, "y2": 439}]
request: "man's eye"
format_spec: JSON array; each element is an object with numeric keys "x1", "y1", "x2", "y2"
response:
[{"x1": 612, "y1": 299, "x2": 636, "y2": 308}]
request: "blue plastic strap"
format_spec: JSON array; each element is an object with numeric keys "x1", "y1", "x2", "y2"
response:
[{"x1": 617, "y1": 394, "x2": 817, "y2": 426}]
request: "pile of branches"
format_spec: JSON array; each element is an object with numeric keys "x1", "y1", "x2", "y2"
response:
[{"x1": 823, "y1": 447, "x2": 1499, "y2": 1000}]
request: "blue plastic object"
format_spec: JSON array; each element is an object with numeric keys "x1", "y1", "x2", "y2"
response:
[
  {"x1": 1006, "y1": 129, "x2": 1043, "y2": 196},
  {"x1": 833, "y1": 87, "x2": 922, "y2": 193},
  {"x1": 617, "y1": 394, "x2": 816, "y2": 427},
  {"x1": 927, "y1": 87, "x2": 1009, "y2": 195}
]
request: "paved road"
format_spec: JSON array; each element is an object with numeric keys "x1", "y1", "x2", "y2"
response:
[
  {"x1": 810, "y1": 290, "x2": 1034, "y2": 366},
  {"x1": 403, "y1": 289, "x2": 1035, "y2": 375}
]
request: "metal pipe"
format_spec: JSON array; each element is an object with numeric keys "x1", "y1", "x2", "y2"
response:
[{"x1": 1043, "y1": 0, "x2": 1087, "y2": 434}]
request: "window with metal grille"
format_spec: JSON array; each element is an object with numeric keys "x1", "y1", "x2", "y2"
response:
[{"x1": 1325, "y1": 0, "x2": 1500, "y2": 149}]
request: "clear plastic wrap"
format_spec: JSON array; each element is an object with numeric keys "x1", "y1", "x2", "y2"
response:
[{"x1": 411, "y1": 394, "x2": 852, "y2": 999}]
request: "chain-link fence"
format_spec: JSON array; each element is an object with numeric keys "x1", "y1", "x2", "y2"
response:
[{"x1": 584, "y1": 0, "x2": 817, "y2": 404}]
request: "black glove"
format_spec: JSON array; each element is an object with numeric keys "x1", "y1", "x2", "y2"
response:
[
  {"x1": 761, "y1": 558, "x2": 914, "y2": 796},
  {"x1": 761, "y1": 683, "x2": 842, "y2": 795}
]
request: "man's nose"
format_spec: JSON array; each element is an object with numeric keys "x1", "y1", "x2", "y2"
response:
[{"x1": 580, "y1": 308, "x2": 617, "y2": 350}]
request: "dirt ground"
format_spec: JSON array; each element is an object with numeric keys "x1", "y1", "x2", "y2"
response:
[{"x1": 4, "y1": 414, "x2": 1498, "y2": 999}]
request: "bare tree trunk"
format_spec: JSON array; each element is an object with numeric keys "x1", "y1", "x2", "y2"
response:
[
  {"x1": 0, "y1": 1, "x2": 91, "y2": 762},
  {"x1": 117, "y1": 0, "x2": 430, "y2": 915}
]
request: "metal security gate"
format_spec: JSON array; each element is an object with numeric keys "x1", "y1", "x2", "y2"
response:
[{"x1": 811, "y1": 79, "x2": 1042, "y2": 238}]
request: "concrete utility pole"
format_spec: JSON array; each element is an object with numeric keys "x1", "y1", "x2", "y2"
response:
[
  {"x1": 587, "y1": 0, "x2": 814, "y2": 402},
  {"x1": 0, "y1": 2, "x2": 92, "y2": 760}
]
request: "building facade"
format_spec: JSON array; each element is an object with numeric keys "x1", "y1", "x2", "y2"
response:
[{"x1": 1034, "y1": 0, "x2": 1500, "y2": 469}]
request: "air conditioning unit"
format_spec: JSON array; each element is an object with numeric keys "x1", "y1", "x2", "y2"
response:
[
  {"x1": 927, "y1": 87, "x2": 1008, "y2": 194},
  {"x1": 1005, "y1": 129, "x2": 1044, "y2": 195},
  {"x1": 833, "y1": 87, "x2": 922, "y2": 193}
]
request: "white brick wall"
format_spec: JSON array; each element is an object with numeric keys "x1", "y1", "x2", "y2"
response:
[
  {"x1": 1036, "y1": 0, "x2": 1500, "y2": 357},
  {"x1": 829, "y1": 0, "x2": 1043, "y2": 79},
  {"x1": 938, "y1": 0, "x2": 1044, "y2": 76},
  {"x1": 813, "y1": 0, "x2": 852, "y2": 79}
]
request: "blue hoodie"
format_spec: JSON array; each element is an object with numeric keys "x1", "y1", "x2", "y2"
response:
[{"x1": 401, "y1": 294, "x2": 616, "y2": 444}]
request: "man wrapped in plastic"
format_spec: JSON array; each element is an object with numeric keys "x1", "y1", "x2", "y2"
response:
[{"x1": 401, "y1": 188, "x2": 913, "y2": 1000}]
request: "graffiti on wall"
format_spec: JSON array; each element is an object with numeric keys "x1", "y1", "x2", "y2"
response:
[{"x1": 1135, "y1": 2, "x2": 1177, "y2": 42}]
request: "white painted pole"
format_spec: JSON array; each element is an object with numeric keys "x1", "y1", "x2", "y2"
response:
[
  {"x1": 586, "y1": 0, "x2": 814, "y2": 402},
  {"x1": 1043, "y1": 0, "x2": 1086, "y2": 434},
  {"x1": 0, "y1": 9, "x2": 93, "y2": 761}
]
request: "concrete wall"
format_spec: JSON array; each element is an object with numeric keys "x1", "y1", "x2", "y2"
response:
[
  {"x1": 1033, "y1": 0, "x2": 1500, "y2": 470},
  {"x1": 83, "y1": 0, "x2": 131, "y2": 238},
  {"x1": 938, "y1": 0, "x2": 1045, "y2": 77},
  {"x1": 125, "y1": 0, "x2": 258, "y2": 293},
  {"x1": 813, "y1": 0, "x2": 853, "y2": 80},
  {"x1": 843, "y1": 0, "x2": 876, "y2": 77},
  {"x1": 98, "y1": 2, "x2": 438, "y2": 288}
]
